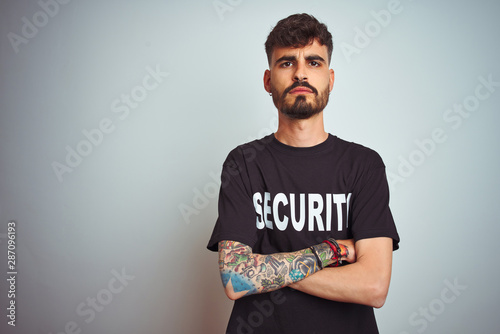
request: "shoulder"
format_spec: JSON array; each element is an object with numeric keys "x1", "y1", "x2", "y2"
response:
[
  {"x1": 223, "y1": 134, "x2": 274, "y2": 166},
  {"x1": 332, "y1": 135, "x2": 386, "y2": 169}
]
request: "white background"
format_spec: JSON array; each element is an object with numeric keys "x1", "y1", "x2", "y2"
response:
[{"x1": 1, "y1": 0, "x2": 499, "y2": 333}]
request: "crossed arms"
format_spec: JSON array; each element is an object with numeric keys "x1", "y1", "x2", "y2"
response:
[{"x1": 218, "y1": 237, "x2": 393, "y2": 308}]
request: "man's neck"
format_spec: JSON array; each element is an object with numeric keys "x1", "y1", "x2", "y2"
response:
[{"x1": 274, "y1": 112, "x2": 328, "y2": 147}]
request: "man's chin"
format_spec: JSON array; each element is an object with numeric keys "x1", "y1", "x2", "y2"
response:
[
  {"x1": 279, "y1": 106, "x2": 322, "y2": 120},
  {"x1": 287, "y1": 94, "x2": 314, "y2": 103}
]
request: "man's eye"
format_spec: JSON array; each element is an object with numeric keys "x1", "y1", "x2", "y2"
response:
[
  {"x1": 310, "y1": 61, "x2": 320, "y2": 67},
  {"x1": 281, "y1": 62, "x2": 293, "y2": 67}
]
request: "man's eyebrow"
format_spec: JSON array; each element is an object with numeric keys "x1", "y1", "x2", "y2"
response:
[
  {"x1": 274, "y1": 55, "x2": 297, "y2": 65},
  {"x1": 305, "y1": 55, "x2": 326, "y2": 63},
  {"x1": 274, "y1": 54, "x2": 326, "y2": 65}
]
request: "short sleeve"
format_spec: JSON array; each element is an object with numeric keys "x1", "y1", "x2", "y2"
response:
[
  {"x1": 350, "y1": 153, "x2": 400, "y2": 250},
  {"x1": 206, "y1": 148, "x2": 260, "y2": 251}
]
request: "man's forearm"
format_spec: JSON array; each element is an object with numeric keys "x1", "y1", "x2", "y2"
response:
[
  {"x1": 289, "y1": 237, "x2": 393, "y2": 308},
  {"x1": 218, "y1": 240, "x2": 349, "y2": 300}
]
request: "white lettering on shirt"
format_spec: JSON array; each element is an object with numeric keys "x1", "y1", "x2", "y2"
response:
[{"x1": 252, "y1": 192, "x2": 352, "y2": 232}]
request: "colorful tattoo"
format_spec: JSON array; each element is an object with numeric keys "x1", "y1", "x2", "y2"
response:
[
  {"x1": 218, "y1": 240, "x2": 337, "y2": 297},
  {"x1": 221, "y1": 270, "x2": 257, "y2": 296}
]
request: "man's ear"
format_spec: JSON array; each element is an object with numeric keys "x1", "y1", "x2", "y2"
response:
[
  {"x1": 329, "y1": 69, "x2": 335, "y2": 92},
  {"x1": 263, "y1": 69, "x2": 271, "y2": 93}
]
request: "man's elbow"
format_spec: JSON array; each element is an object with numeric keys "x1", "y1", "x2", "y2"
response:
[
  {"x1": 370, "y1": 290, "x2": 388, "y2": 309},
  {"x1": 366, "y1": 280, "x2": 390, "y2": 308},
  {"x1": 224, "y1": 287, "x2": 242, "y2": 301},
  {"x1": 220, "y1": 271, "x2": 251, "y2": 301}
]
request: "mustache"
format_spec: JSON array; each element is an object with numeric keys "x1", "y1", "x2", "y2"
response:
[{"x1": 283, "y1": 81, "x2": 318, "y2": 96}]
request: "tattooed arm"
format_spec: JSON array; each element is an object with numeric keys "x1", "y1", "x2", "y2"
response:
[{"x1": 218, "y1": 240, "x2": 352, "y2": 300}]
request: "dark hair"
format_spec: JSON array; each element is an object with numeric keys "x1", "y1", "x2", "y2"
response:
[{"x1": 265, "y1": 13, "x2": 333, "y2": 65}]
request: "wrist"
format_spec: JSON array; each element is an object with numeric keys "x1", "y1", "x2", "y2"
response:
[
  {"x1": 323, "y1": 238, "x2": 349, "y2": 266},
  {"x1": 310, "y1": 242, "x2": 333, "y2": 269},
  {"x1": 338, "y1": 243, "x2": 349, "y2": 258}
]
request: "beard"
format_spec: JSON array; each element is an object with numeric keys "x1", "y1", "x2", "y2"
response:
[{"x1": 271, "y1": 82, "x2": 330, "y2": 120}]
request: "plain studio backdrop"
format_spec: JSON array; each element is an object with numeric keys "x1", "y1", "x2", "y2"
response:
[{"x1": 1, "y1": 0, "x2": 499, "y2": 333}]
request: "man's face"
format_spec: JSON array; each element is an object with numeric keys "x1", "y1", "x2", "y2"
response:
[{"x1": 264, "y1": 39, "x2": 334, "y2": 120}]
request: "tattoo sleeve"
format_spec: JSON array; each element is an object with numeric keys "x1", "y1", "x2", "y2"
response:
[{"x1": 218, "y1": 240, "x2": 341, "y2": 298}]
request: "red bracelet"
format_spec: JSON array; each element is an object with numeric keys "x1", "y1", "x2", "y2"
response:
[{"x1": 323, "y1": 239, "x2": 340, "y2": 267}]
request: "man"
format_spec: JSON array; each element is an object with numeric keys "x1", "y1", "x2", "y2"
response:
[{"x1": 207, "y1": 13, "x2": 399, "y2": 333}]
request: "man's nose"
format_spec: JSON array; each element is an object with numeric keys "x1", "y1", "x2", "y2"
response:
[{"x1": 293, "y1": 61, "x2": 308, "y2": 82}]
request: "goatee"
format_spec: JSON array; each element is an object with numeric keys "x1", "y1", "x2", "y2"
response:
[{"x1": 272, "y1": 82, "x2": 329, "y2": 120}]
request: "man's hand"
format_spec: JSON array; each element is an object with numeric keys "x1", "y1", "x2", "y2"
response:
[{"x1": 337, "y1": 239, "x2": 356, "y2": 263}]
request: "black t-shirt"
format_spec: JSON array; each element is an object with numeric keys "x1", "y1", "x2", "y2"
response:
[{"x1": 207, "y1": 134, "x2": 400, "y2": 334}]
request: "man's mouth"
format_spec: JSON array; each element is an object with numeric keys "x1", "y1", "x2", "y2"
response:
[
  {"x1": 289, "y1": 87, "x2": 314, "y2": 94},
  {"x1": 284, "y1": 82, "x2": 318, "y2": 96}
]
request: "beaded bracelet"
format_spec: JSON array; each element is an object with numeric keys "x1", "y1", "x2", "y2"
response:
[{"x1": 324, "y1": 238, "x2": 349, "y2": 267}]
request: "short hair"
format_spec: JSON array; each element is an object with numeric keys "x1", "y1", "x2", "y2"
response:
[{"x1": 265, "y1": 13, "x2": 333, "y2": 65}]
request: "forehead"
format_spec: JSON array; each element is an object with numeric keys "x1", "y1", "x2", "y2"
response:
[{"x1": 270, "y1": 39, "x2": 329, "y2": 65}]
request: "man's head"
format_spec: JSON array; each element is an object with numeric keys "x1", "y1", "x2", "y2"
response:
[
  {"x1": 264, "y1": 14, "x2": 334, "y2": 120},
  {"x1": 265, "y1": 13, "x2": 333, "y2": 67}
]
